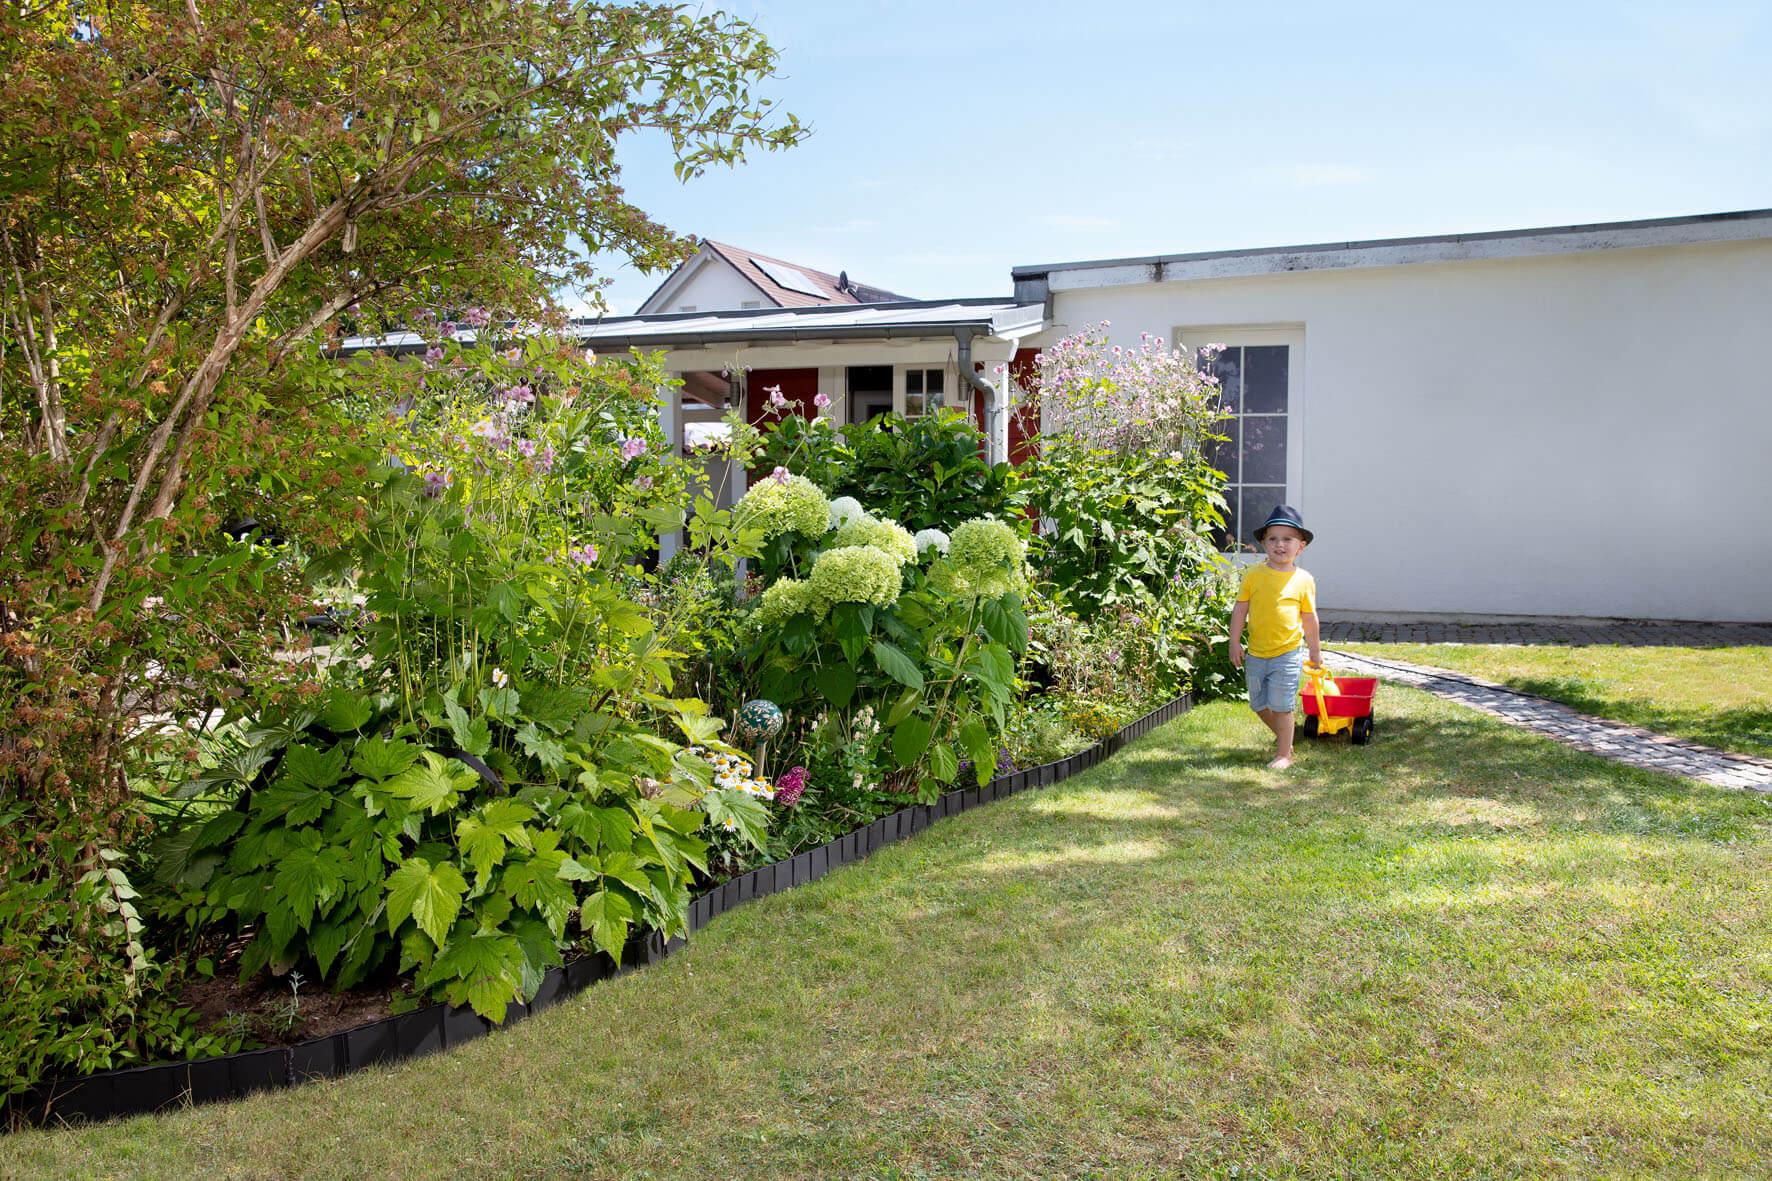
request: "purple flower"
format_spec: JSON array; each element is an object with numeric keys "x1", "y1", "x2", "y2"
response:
[
  {"x1": 620, "y1": 437, "x2": 648, "y2": 461},
  {"x1": 503, "y1": 346, "x2": 522, "y2": 363},
  {"x1": 535, "y1": 445, "x2": 556, "y2": 473},
  {"x1": 765, "y1": 384, "x2": 787, "y2": 410},
  {"x1": 501, "y1": 384, "x2": 534, "y2": 405},
  {"x1": 470, "y1": 417, "x2": 511, "y2": 449},
  {"x1": 813, "y1": 392, "x2": 832, "y2": 411},
  {"x1": 422, "y1": 470, "x2": 451, "y2": 498},
  {"x1": 424, "y1": 345, "x2": 445, "y2": 365},
  {"x1": 464, "y1": 306, "x2": 491, "y2": 328},
  {"x1": 775, "y1": 766, "x2": 807, "y2": 807},
  {"x1": 770, "y1": 465, "x2": 790, "y2": 485},
  {"x1": 515, "y1": 438, "x2": 537, "y2": 459},
  {"x1": 567, "y1": 544, "x2": 598, "y2": 567},
  {"x1": 440, "y1": 321, "x2": 457, "y2": 339},
  {"x1": 634, "y1": 474, "x2": 653, "y2": 491}
]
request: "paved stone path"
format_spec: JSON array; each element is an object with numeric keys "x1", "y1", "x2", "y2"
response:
[
  {"x1": 1323, "y1": 648, "x2": 1772, "y2": 792},
  {"x1": 1320, "y1": 616, "x2": 1772, "y2": 646}
]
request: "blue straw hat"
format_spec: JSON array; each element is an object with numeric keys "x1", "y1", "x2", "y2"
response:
[{"x1": 1253, "y1": 504, "x2": 1313, "y2": 544}]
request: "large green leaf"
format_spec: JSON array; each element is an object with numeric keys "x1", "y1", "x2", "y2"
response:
[
  {"x1": 428, "y1": 931, "x2": 524, "y2": 1020},
  {"x1": 959, "y1": 719, "x2": 996, "y2": 783},
  {"x1": 273, "y1": 846, "x2": 345, "y2": 928},
  {"x1": 279, "y1": 742, "x2": 348, "y2": 790},
  {"x1": 350, "y1": 736, "x2": 421, "y2": 783},
  {"x1": 928, "y1": 742, "x2": 959, "y2": 785},
  {"x1": 892, "y1": 714, "x2": 933, "y2": 770},
  {"x1": 386, "y1": 857, "x2": 467, "y2": 948},
  {"x1": 871, "y1": 640, "x2": 925, "y2": 691},
  {"x1": 701, "y1": 788, "x2": 770, "y2": 852},
  {"x1": 815, "y1": 663, "x2": 858, "y2": 709},
  {"x1": 580, "y1": 888, "x2": 635, "y2": 963},
  {"x1": 384, "y1": 751, "x2": 471, "y2": 815}
]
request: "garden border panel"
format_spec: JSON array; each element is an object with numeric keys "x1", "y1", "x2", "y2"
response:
[
  {"x1": 287, "y1": 1033, "x2": 346, "y2": 1082},
  {"x1": 530, "y1": 967, "x2": 570, "y2": 1013},
  {"x1": 345, "y1": 1015, "x2": 400, "y2": 1069},
  {"x1": 28, "y1": 1075, "x2": 112, "y2": 1125},
  {"x1": 962, "y1": 787, "x2": 981, "y2": 811},
  {"x1": 719, "y1": 878, "x2": 739, "y2": 912},
  {"x1": 394, "y1": 1007, "x2": 445, "y2": 1060},
  {"x1": 184, "y1": 1054, "x2": 235, "y2": 1104},
  {"x1": 442, "y1": 1003, "x2": 488, "y2": 1049},
  {"x1": 811, "y1": 845, "x2": 829, "y2": 880},
  {"x1": 228, "y1": 1048, "x2": 289, "y2": 1097}
]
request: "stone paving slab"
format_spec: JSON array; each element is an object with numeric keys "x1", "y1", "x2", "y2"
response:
[
  {"x1": 1323, "y1": 648, "x2": 1772, "y2": 793},
  {"x1": 1319, "y1": 617, "x2": 1772, "y2": 647}
]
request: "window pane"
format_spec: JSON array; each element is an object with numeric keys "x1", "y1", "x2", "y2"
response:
[
  {"x1": 1242, "y1": 415, "x2": 1287, "y2": 485},
  {"x1": 1213, "y1": 491, "x2": 1240, "y2": 553},
  {"x1": 925, "y1": 369, "x2": 943, "y2": 394},
  {"x1": 905, "y1": 370, "x2": 923, "y2": 395},
  {"x1": 1210, "y1": 347, "x2": 1242, "y2": 414},
  {"x1": 1206, "y1": 419, "x2": 1239, "y2": 483},
  {"x1": 1243, "y1": 487, "x2": 1286, "y2": 540},
  {"x1": 1243, "y1": 346, "x2": 1288, "y2": 414},
  {"x1": 905, "y1": 393, "x2": 927, "y2": 418}
]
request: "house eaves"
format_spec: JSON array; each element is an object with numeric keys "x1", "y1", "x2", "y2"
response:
[
  {"x1": 1011, "y1": 207, "x2": 1772, "y2": 297},
  {"x1": 570, "y1": 298, "x2": 1045, "y2": 351}
]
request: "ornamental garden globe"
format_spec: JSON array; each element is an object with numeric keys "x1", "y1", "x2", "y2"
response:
[{"x1": 734, "y1": 699, "x2": 785, "y2": 746}]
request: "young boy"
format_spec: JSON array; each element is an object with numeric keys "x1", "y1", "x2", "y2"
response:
[{"x1": 1228, "y1": 505, "x2": 1321, "y2": 769}]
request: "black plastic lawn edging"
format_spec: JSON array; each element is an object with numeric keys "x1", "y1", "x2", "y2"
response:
[{"x1": 3, "y1": 692, "x2": 1193, "y2": 1131}]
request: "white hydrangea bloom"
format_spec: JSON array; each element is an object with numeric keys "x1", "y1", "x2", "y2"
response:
[
  {"x1": 827, "y1": 495, "x2": 865, "y2": 530},
  {"x1": 913, "y1": 528, "x2": 951, "y2": 556}
]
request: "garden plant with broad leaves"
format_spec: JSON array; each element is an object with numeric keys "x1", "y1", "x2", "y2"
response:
[{"x1": 0, "y1": 0, "x2": 802, "y2": 1096}]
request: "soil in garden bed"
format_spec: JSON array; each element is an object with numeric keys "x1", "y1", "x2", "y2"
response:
[{"x1": 178, "y1": 969, "x2": 405, "y2": 1047}]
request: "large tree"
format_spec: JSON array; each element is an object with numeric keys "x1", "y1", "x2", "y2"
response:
[{"x1": 2, "y1": 0, "x2": 802, "y2": 605}]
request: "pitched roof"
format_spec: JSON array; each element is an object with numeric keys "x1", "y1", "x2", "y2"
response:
[{"x1": 699, "y1": 240, "x2": 913, "y2": 307}]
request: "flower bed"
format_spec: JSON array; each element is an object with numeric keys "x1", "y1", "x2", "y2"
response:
[{"x1": 3, "y1": 694, "x2": 1190, "y2": 1128}]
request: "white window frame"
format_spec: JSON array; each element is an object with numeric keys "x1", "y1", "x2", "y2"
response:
[
  {"x1": 894, "y1": 364, "x2": 948, "y2": 418},
  {"x1": 1174, "y1": 323, "x2": 1305, "y2": 556}
]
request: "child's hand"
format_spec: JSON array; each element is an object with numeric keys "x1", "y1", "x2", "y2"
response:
[{"x1": 1229, "y1": 640, "x2": 1243, "y2": 669}]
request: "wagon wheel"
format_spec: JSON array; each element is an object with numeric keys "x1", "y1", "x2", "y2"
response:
[
  {"x1": 1351, "y1": 716, "x2": 1373, "y2": 745},
  {"x1": 1302, "y1": 714, "x2": 1319, "y2": 739}
]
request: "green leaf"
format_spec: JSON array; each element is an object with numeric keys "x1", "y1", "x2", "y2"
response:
[
  {"x1": 280, "y1": 742, "x2": 348, "y2": 790},
  {"x1": 443, "y1": 697, "x2": 491, "y2": 758},
  {"x1": 519, "y1": 685, "x2": 585, "y2": 734},
  {"x1": 580, "y1": 888, "x2": 636, "y2": 963},
  {"x1": 259, "y1": 781, "x2": 334, "y2": 826},
  {"x1": 273, "y1": 846, "x2": 344, "y2": 928},
  {"x1": 816, "y1": 663, "x2": 858, "y2": 709},
  {"x1": 886, "y1": 687, "x2": 922, "y2": 727},
  {"x1": 892, "y1": 714, "x2": 933, "y2": 770},
  {"x1": 701, "y1": 788, "x2": 770, "y2": 851},
  {"x1": 871, "y1": 640, "x2": 925, "y2": 691},
  {"x1": 350, "y1": 736, "x2": 421, "y2": 783},
  {"x1": 384, "y1": 751, "x2": 471, "y2": 815},
  {"x1": 319, "y1": 692, "x2": 374, "y2": 735},
  {"x1": 515, "y1": 722, "x2": 566, "y2": 771},
  {"x1": 928, "y1": 742, "x2": 959, "y2": 785},
  {"x1": 428, "y1": 932, "x2": 524, "y2": 1021},
  {"x1": 386, "y1": 857, "x2": 467, "y2": 949},
  {"x1": 959, "y1": 720, "x2": 996, "y2": 782}
]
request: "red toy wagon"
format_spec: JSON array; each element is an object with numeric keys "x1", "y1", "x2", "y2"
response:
[{"x1": 1300, "y1": 664, "x2": 1378, "y2": 745}]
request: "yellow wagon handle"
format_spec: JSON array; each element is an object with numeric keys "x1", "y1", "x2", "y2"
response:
[{"x1": 1302, "y1": 661, "x2": 1352, "y2": 736}]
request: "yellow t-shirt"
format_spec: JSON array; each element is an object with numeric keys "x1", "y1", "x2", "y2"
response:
[{"x1": 1237, "y1": 564, "x2": 1317, "y2": 658}]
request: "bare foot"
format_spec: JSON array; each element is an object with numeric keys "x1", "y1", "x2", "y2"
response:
[{"x1": 1267, "y1": 755, "x2": 1294, "y2": 770}]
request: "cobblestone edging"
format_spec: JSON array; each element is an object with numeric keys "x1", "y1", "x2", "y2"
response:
[
  {"x1": 1326, "y1": 649, "x2": 1772, "y2": 793},
  {"x1": 3, "y1": 695, "x2": 1194, "y2": 1130}
]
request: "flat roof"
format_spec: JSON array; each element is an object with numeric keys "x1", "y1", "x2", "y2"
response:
[
  {"x1": 570, "y1": 298, "x2": 1046, "y2": 349},
  {"x1": 1011, "y1": 207, "x2": 1772, "y2": 287},
  {"x1": 336, "y1": 298, "x2": 1045, "y2": 357}
]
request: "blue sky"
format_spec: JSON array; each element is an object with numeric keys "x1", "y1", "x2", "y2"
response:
[{"x1": 581, "y1": 0, "x2": 1771, "y2": 314}]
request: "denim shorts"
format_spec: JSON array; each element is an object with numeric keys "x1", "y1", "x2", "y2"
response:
[{"x1": 1245, "y1": 648, "x2": 1304, "y2": 713}]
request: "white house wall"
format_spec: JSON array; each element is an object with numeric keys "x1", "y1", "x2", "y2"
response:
[
  {"x1": 654, "y1": 255, "x2": 768, "y2": 312},
  {"x1": 1040, "y1": 238, "x2": 1772, "y2": 622}
]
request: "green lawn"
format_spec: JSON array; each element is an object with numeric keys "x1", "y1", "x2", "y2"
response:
[
  {"x1": 7, "y1": 688, "x2": 1771, "y2": 1180},
  {"x1": 1336, "y1": 643, "x2": 1772, "y2": 760}
]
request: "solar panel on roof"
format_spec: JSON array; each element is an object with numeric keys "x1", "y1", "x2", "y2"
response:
[{"x1": 751, "y1": 257, "x2": 829, "y2": 299}]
